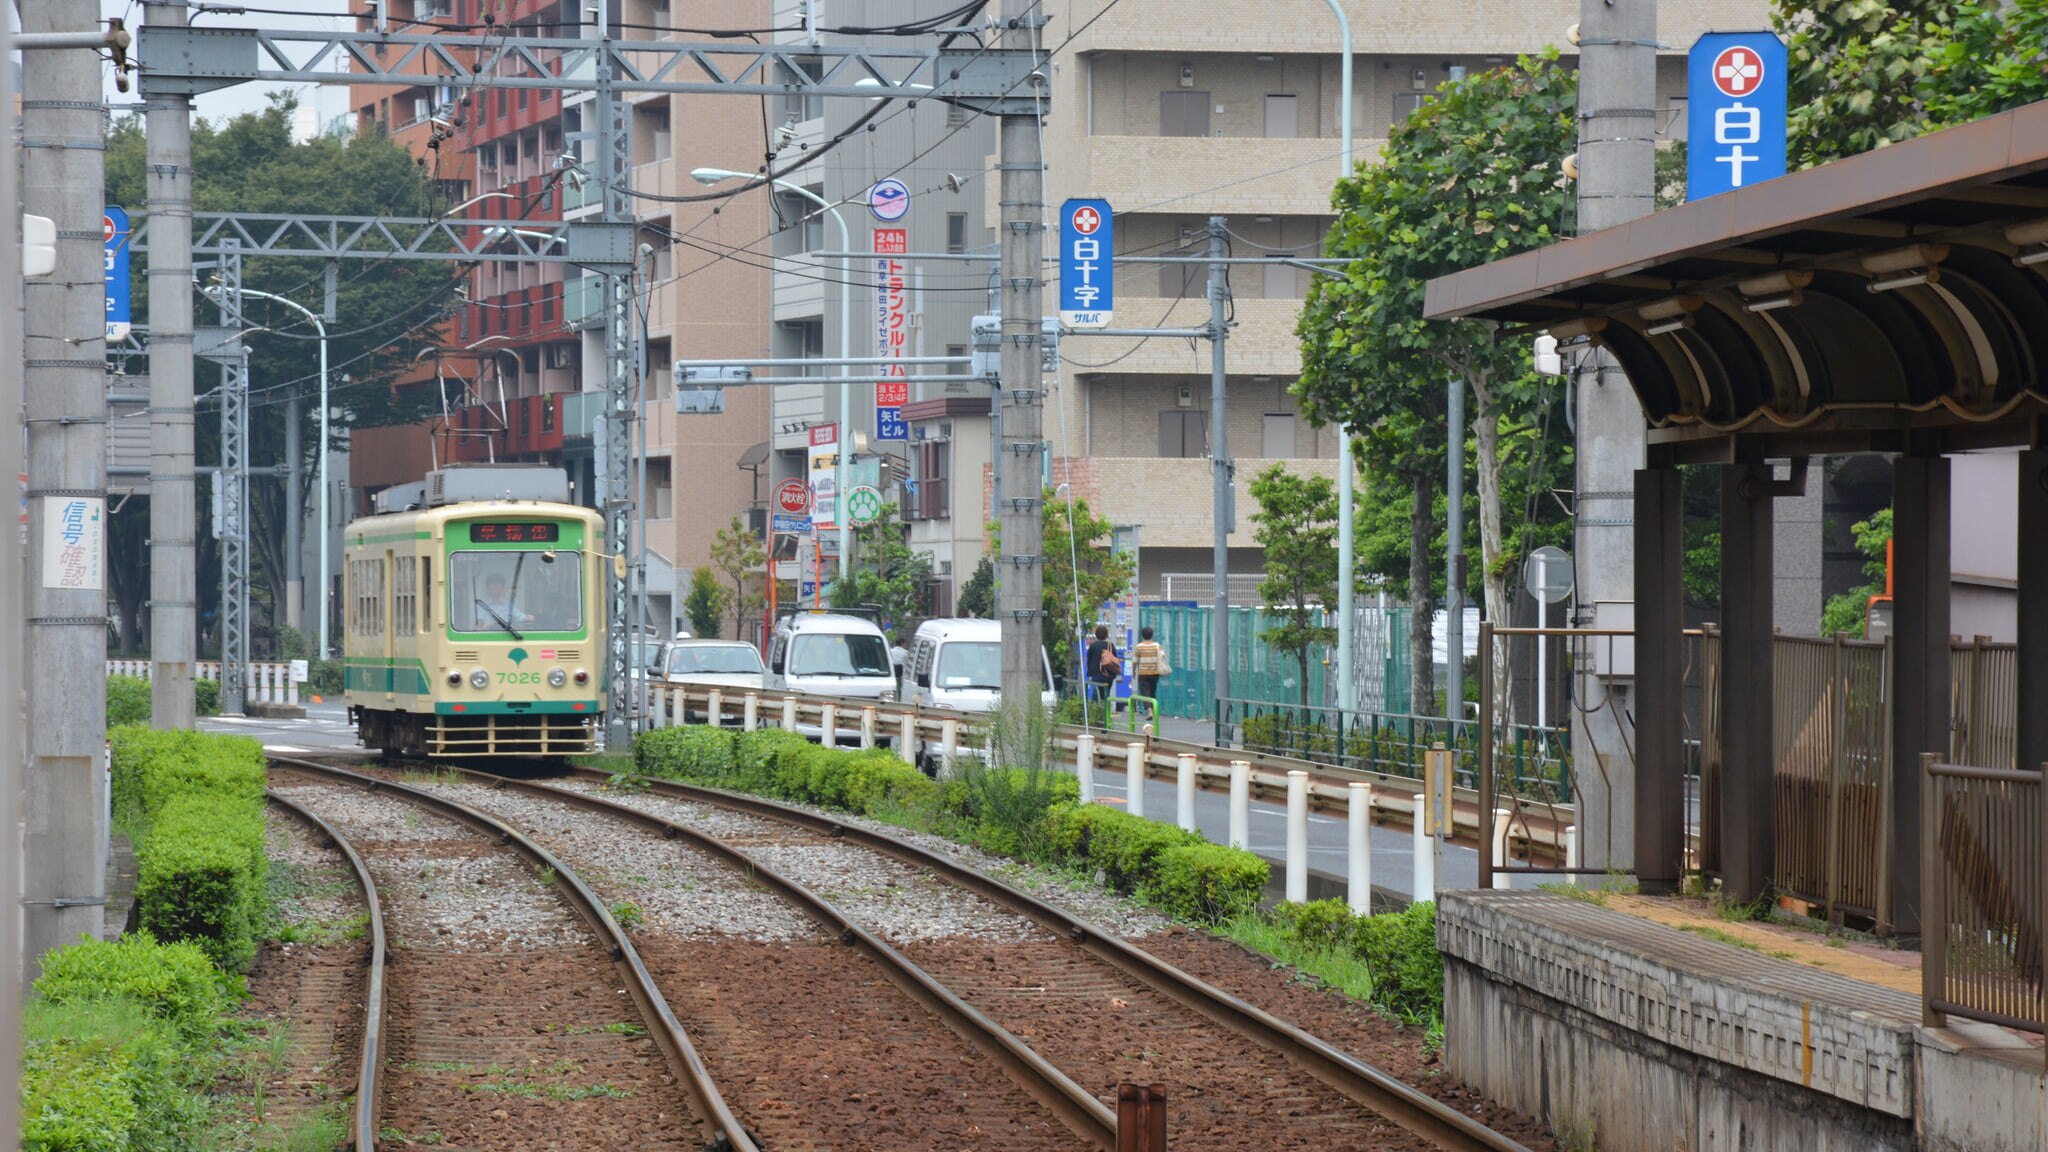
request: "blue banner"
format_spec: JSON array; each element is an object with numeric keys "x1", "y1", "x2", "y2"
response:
[
  {"x1": 104, "y1": 206, "x2": 131, "y2": 342},
  {"x1": 1687, "y1": 33, "x2": 1788, "y2": 201},
  {"x1": 1058, "y1": 198, "x2": 1113, "y2": 329}
]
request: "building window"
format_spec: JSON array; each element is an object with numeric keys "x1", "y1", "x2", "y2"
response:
[
  {"x1": 946, "y1": 213, "x2": 968, "y2": 255},
  {"x1": 1160, "y1": 91, "x2": 1211, "y2": 137},
  {"x1": 1158, "y1": 410, "x2": 1208, "y2": 458},
  {"x1": 1262, "y1": 413, "x2": 1297, "y2": 459},
  {"x1": 910, "y1": 440, "x2": 951, "y2": 520},
  {"x1": 1264, "y1": 94, "x2": 1299, "y2": 139}
]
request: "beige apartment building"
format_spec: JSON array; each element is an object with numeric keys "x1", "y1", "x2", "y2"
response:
[{"x1": 1005, "y1": 0, "x2": 1768, "y2": 596}]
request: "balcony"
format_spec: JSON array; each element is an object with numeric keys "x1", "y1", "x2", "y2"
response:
[
  {"x1": 564, "y1": 274, "x2": 604, "y2": 328},
  {"x1": 1058, "y1": 455, "x2": 1340, "y2": 550},
  {"x1": 1066, "y1": 296, "x2": 1306, "y2": 377},
  {"x1": 1066, "y1": 0, "x2": 1668, "y2": 55},
  {"x1": 771, "y1": 252, "x2": 829, "y2": 322},
  {"x1": 1084, "y1": 136, "x2": 1374, "y2": 217}
]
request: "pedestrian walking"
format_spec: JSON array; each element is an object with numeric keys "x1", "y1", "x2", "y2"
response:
[
  {"x1": 1130, "y1": 626, "x2": 1170, "y2": 708},
  {"x1": 1084, "y1": 624, "x2": 1120, "y2": 720}
]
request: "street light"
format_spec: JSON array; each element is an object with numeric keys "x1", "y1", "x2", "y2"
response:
[
  {"x1": 207, "y1": 285, "x2": 331, "y2": 659},
  {"x1": 693, "y1": 166, "x2": 853, "y2": 579},
  {"x1": 1325, "y1": 0, "x2": 1358, "y2": 720},
  {"x1": 442, "y1": 190, "x2": 517, "y2": 216}
]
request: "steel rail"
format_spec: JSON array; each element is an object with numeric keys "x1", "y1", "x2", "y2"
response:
[
  {"x1": 265, "y1": 790, "x2": 388, "y2": 1152},
  {"x1": 436, "y1": 764, "x2": 1119, "y2": 1149},
  {"x1": 550, "y1": 765, "x2": 1536, "y2": 1152},
  {"x1": 266, "y1": 757, "x2": 760, "y2": 1152}
]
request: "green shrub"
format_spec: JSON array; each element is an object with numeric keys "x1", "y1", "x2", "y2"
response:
[
  {"x1": 635, "y1": 725, "x2": 739, "y2": 783},
  {"x1": 1044, "y1": 802, "x2": 1203, "y2": 890},
  {"x1": 1273, "y1": 898, "x2": 1358, "y2": 951},
  {"x1": 1351, "y1": 901, "x2": 1442, "y2": 1023},
  {"x1": 1139, "y1": 843, "x2": 1270, "y2": 923},
  {"x1": 109, "y1": 730, "x2": 267, "y2": 971},
  {"x1": 106, "y1": 676, "x2": 151, "y2": 728},
  {"x1": 33, "y1": 934, "x2": 224, "y2": 1042},
  {"x1": 958, "y1": 763, "x2": 1079, "y2": 858},
  {"x1": 194, "y1": 678, "x2": 220, "y2": 718}
]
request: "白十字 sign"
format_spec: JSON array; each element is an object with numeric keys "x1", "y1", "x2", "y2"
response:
[
  {"x1": 1058, "y1": 198, "x2": 1114, "y2": 329},
  {"x1": 1687, "y1": 32, "x2": 1787, "y2": 201}
]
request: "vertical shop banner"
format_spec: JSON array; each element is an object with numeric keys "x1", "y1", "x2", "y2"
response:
[
  {"x1": 873, "y1": 227, "x2": 909, "y2": 440},
  {"x1": 42, "y1": 495, "x2": 103, "y2": 591},
  {"x1": 807, "y1": 423, "x2": 839, "y2": 530}
]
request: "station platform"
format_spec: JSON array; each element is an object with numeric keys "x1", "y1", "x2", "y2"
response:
[{"x1": 1439, "y1": 889, "x2": 2045, "y2": 1152}]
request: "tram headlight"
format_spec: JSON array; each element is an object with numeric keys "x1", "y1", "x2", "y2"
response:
[
  {"x1": 547, "y1": 668, "x2": 567, "y2": 688},
  {"x1": 469, "y1": 669, "x2": 490, "y2": 689},
  {"x1": 447, "y1": 670, "x2": 462, "y2": 686}
]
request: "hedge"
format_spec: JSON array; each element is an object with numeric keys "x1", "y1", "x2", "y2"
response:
[
  {"x1": 1272, "y1": 898, "x2": 1443, "y2": 1023},
  {"x1": 23, "y1": 935, "x2": 226, "y2": 1152},
  {"x1": 109, "y1": 727, "x2": 268, "y2": 971},
  {"x1": 636, "y1": 725, "x2": 1263, "y2": 925},
  {"x1": 106, "y1": 676, "x2": 151, "y2": 729}
]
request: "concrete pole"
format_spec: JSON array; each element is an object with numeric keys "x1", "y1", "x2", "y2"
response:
[
  {"x1": 1445, "y1": 378, "x2": 1464, "y2": 718},
  {"x1": 1209, "y1": 218, "x2": 1232, "y2": 711},
  {"x1": 1125, "y1": 742, "x2": 1146, "y2": 820},
  {"x1": 1285, "y1": 770, "x2": 1309, "y2": 903},
  {"x1": 144, "y1": 0, "x2": 196, "y2": 726},
  {"x1": 1228, "y1": 760, "x2": 1250, "y2": 848},
  {"x1": 0, "y1": 0, "x2": 22, "y2": 1068},
  {"x1": 995, "y1": 0, "x2": 1047, "y2": 707},
  {"x1": 1571, "y1": 0, "x2": 1657, "y2": 871},
  {"x1": 1075, "y1": 731, "x2": 1096, "y2": 803},
  {"x1": 21, "y1": 0, "x2": 110, "y2": 969},
  {"x1": 1347, "y1": 781, "x2": 1371, "y2": 914},
  {"x1": 1324, "y1": 0, "x2": 1356, "y2": 718},
  {"x1": 284, "y1": 393, "x2": 304, "y2": 631},
  {"x1": 1176, "y1": 752, "x2": 1198, "y2": 831},
  {"x1": 1410, "y1": 794, "x2": 1435, "y2": 903}
]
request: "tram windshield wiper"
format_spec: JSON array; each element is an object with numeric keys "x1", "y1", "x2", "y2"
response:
[{"x1": 474, "y1": 598, "x2": 524, "y2": 641}]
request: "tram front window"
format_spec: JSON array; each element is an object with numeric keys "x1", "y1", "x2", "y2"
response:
[{"x1": 450, "y1": 550, "x2": 584, "y2": 634}]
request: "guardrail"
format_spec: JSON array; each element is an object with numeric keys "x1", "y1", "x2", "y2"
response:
[
  {"x1": 1922, "y1": 753, "x2": 2045, "y2": 1035},
  {"x1": 106, "y1": 659, "x2": 303, "y2": 707},
  {"x1": 644, "y1": 683, "x2": 1578, "y2": 859}
]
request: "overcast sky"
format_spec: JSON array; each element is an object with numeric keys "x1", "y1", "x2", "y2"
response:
[{"x1": 97, "y1": 1, "x2": 356, "y2": 136}]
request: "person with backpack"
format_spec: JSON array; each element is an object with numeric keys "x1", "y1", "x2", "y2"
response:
[{"x1": 1085, "y1": 624, "x2": 1121, "y2": 718}]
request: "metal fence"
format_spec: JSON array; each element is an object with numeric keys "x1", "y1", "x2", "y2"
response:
[
  {"x1": 1771, "y1": 634, "x2": 1894, "y2": 921},
  {"x1": 1214, "y1": 696, "x2": 1546, "y2": 795},
  {"x1": 1922, "y1": 755, "x2": 2045, "y2": 1035},
  {"x1": 1138, "y1": 602, "x2": 1411, "y2": 721},
  {"x1": 1952, "y1": 638, "x2": 2019, "y2": 770}
]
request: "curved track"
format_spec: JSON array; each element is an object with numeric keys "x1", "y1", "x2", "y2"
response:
[
  {"x1": 268, "y1": 756, "x2": 757, "y2": 1152},
  {"x1": 448, "y1": 761, "x2": 1534, "y2": 1152},
  {"x1": 265, "y1": 790, "x2": 389, "y2": 1152}
]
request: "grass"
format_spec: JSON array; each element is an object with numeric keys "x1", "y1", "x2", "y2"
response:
[
  {"x1": 1214, "y1": 910, "x2": 1378, "y2": 1004},
  {"x1": 1677, "y1": 924, "x2": 1760, "y2": 951},
  {"x1": 610, "y1": 901, "x2": 645, "y2": 931}
]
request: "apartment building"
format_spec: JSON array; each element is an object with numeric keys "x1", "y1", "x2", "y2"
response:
[
  {"x1": 758, "y1": 0, "x2": 1000, "y2": 614},
  {"x1": 988, "y1": 0, "x2": 1768, "y2": 596},
  {"x1": 345, "y1": 0, "x2": 771, "y2": 635}
]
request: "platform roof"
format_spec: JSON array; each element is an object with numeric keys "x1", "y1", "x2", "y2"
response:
[{"x1": 1423, "y1": 101, "x2": 2048, "y2": 463}]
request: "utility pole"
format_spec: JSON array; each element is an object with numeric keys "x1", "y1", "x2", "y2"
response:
[
  {"x1": 144, "y1": 0, "x2": 197, "y2": 728},
  {"x1": 1572, "y1": 0, "x2": 1657, "y2": 871},
  {"x1": 593, "y1": 5, "x2": 637, "y2": 747},
  {"x1": 0, "y1": 0, "x2": 22, "y2": 1103},
  {"x1": 1208, "y1": 218, "x2": 1232, "y2": 711},
  {"x1": 20, "y1": 0, "x2": 110, "y2": 969},
  {"x1": 285, "y1": 392, "x2": 303, "y2": 633},
  {"x1": 214, "y1": 247, "x2": 250, "y2": 715},
  {"x1": 995, "y1": 2, "x2": 1047, "y2": 708},
  {"x1": 1446, "y1": 378, "x2": 1464, "y2": 718}
]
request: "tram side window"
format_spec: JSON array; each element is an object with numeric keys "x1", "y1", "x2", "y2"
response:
[
  {"x1": 420, "y1": 557, "x2": 432, "y2": 630},
  {"x1": 393, "y1": 556, "x2": 412, "y2": 637}
]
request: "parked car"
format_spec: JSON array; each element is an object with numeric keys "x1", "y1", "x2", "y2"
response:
[
  {"x1": 901, "y1": 618, "x2": 1055, "y2": 772},
  {"x1": 663, "y1": 639, "x2": 767, "y2": 724},
  {"x1": 766, "y1": 611, "x2": 896, "y2": 744}
]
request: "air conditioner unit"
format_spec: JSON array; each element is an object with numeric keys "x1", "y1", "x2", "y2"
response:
[{"x1": 548, "y1": 344, "x2": 575, "y2": 369}]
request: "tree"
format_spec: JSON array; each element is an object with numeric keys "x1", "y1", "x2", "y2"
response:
[
  {"x1": 1249, "y1": 465, "x2": 1338, "y2": 706},
  {"x1": 989, "y1": 491, "x2": 1134, "y2": 680},
  {"x1": 1820, "y1": 508, "x2": 1894, "y2": 637},
  {"x1": 829, "y1": 504, "x2": 932, "y2": 638},
  {"x1": 1299, "y1": 55, "x2": 1577, "y2": 713},
  {"x1": 104, "y1": 94, "x2": 449, "y2": 655},
  {"x1": 709, "y1": 516, "x2": 766, "y2": 638},
  {"x1": 683, "y1": 567, "x2": 728, "y2": 638},
  {"x1": 957, "y1": 554, "x2": 995, "y2": 618}
]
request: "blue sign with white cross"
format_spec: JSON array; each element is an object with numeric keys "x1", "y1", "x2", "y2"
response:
[
  {"x1": 1687, "y1": 32, "x2": 1788, "y2": 202},
  {"x1": 1058, "y1": 198, "x2": 1113, "y2": 329},
  {"x1": 104, "y1": 206, "x2": 131, "y2": 343}
]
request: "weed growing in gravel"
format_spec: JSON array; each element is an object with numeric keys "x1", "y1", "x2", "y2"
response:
[
  {"x1": 537, "y1": 865, "x2": 557, "y2": 887},
  {"x1": 1218, "y1": 911, "x2": 1379, "y2": 1004},
  {"x1": 607, "y1": 771, "x2": 649, "y2": 793},
  {"x1": 243, "y1": 1020, "x2": 294, "y2": 1121},
  {"x1": 378, "y1": 1125, "x2": 445, "y2": 1145},
  {"x1": 611, "y1": 901, "x2": 646, "y2": 930},
  {"x1": 1677, "y1": 924, "x2": 1759, "y2": 951}
]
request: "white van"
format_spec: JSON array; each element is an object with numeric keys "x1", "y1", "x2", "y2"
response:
[
  {"x1": 767, "y1": 611, "x2": 897, "y2": 743},
  {"x1": 902, "y1": 618, "x2": 1055, "y2": 770}
]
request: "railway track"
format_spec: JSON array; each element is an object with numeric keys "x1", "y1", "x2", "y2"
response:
[
  {"x1": 313, "y1": 755, "x2": 1534, "y2": 1152},
  {"x1": 266, "y1": 758, "x2": 750, "y2": 1152}
]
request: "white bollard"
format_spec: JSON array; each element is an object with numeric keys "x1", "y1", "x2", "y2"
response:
[
  {"x1": 898, "y1": 710, "x2": 915, "y2": 755},
  {"x1": 1565, "y1": 823, "x2": 1580, "y2": 880},
  {"x1": 820, "y1": 703, "x2": 838, "y2": 748},
  {"x1": 1491, "y1": 809, "x2": 1513, "y2": 890},
  {"x1": 742, "y1": 692, "x2": 759, "y2": 731},
  {"x1": 1347, "y1": 782, "x2": 1373, "y2": 915},
  {"x1": 1286, "y1": 771, "x2": 1309, "y2": 904},
  {"x1": 287, "y1": 671, "x2": 300, "y2": 706},
  {"x1": 782, "y1": 695, "x2": 798, "y2": 731},
  {"x1": 939, "y1": 718, "x2": 960, "y2": 779},
  {"x1": 860, "y1": 706, "x2": 877, "y2": 749},
  {"x1": 1125, "y1": 743, "x2": 1147, "y2": 820},
  {"x1": 1075, "y1": 733, "x2": 1096, "y2": 804},
  {"x1": 1228, "y1": 760, "x2": 1250, "y2": 849},
  {"x1": 1412, "y1": 793, "x2": 1435, "y2": 904},
  {"x1": 1176, "y1": 753, "x2": 1198, "y2": 831},
  {"x1": 707, "y1": 689, "x2": 724, "y2": 728}
]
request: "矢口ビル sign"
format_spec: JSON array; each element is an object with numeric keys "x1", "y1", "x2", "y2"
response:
[
  {"x1": 1687, "y1": 32, "x2": 1787, "y2": 201},
  {"x1": 1058, "y1": 198, "x2": 1113, "y2": 328},
  {"x1": 873, "y1": 228, "x2": 910, "y2": 441}
]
